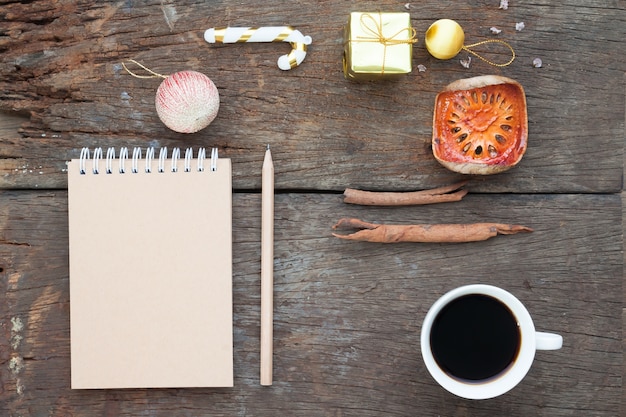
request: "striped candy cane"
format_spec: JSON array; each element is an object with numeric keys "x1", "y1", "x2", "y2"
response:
[{"x1": 204, "y1": 26, "x2": 312, "y2": 70}]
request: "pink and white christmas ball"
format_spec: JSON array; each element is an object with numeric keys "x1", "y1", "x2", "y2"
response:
[{"x1": 155, "y1": 70, "x2": 220, "y2": 134}]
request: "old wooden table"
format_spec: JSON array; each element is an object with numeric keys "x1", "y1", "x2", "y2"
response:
[{"x1": 0, "y1": 1, "x2": 623, "y2": 416}]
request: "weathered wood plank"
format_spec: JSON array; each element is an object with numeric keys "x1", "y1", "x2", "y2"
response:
[
  {"x1": 622, "y1": 149, "x2": 625, "y2": 413},
  {"x1": 0, "y1": 0, "x2": 622, "y2": 416},
  {"x1": 0, "y1": 191, "x2": 621, "y2": 416},
  {"x1": 0, "y1": 0, "x2": 624, "y2": 192}
]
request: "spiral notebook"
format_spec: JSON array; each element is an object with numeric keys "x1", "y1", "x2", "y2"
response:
[{"x1": 68, "y1": 147, "x2": 233, "y2": 389}]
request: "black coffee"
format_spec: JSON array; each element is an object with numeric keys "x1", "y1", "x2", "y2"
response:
[{"x1": 430, "y1": 294, "x2": 521, "y2": 381}]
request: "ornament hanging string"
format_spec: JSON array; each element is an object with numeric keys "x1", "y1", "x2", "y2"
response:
[
  {"x1": 461, "y1": 39, "x2": 515, "y2": 67},
  {"x1": 121, "y1": 60, "x2": 168, "y2": 79},
  {"x1": 119, "y1": 60, "x2": 220, "y2": 134}
]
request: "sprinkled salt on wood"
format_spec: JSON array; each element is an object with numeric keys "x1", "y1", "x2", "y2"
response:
[
  {"x1": 499, "y1": 0, "x2": 509, "y2": 10},
  {"x1": 533, "y1": 57, "x2": 543, "y2": 68},
  {"x1": 515, "y1": 22, "x2": 525, "y2": 31},
  {"x1": 490, "y1": 27, "x2": 502, "y2": 35}
]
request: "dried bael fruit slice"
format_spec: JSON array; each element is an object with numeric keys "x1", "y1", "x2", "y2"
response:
[{"x1": 432, "y1": 75, "x2": 528, "y2": 175}]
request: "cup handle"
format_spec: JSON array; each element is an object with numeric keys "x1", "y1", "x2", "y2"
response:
[{"x1": 535, "y1": 331, "x2": 563, "y2": 350}]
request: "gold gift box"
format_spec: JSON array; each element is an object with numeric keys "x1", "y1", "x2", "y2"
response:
[{"x1": 343, "y1": 12, "x2": 416, "y2": 80}]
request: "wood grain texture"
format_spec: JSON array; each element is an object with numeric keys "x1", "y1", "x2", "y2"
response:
[
  {"x1": 0, "y1": 191, "x2": 621, "y2": 416},
  {"x1": 622, "y1": 134, "x2": 625, "y2": 414},
  {"x1": 0, "y1": 0, "x2": 623, "y2": 415},
  {"x1": 0, "y1": 0, "x2": 623, "y2": 192}
]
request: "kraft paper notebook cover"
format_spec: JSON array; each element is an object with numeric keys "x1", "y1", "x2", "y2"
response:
[{"x1": 68, "y1": 147, "x2": 233, "y2": 389}]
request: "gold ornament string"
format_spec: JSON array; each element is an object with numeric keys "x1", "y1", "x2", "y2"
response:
[
  {"x1": 461, "y1": 39, "x2": 515, "y2": 67},
  {"x1": 351, "y1": 13, "x2": 418, "y2": 74},
  {"x1": 121, "y1": 59, "x2": 168, "y2": 79}
]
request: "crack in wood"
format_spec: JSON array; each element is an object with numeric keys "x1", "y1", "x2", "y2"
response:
[{"x1": 0, "y1": 239, "x2": 31, "y2": 247}]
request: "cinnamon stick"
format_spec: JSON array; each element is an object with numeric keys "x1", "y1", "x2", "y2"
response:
[
  {"x1": 343, "y1": 181, "x2": 468, "y2": 206},
  {"x1": 332, "y1": 218, "x2": 533, "y2": 243}
]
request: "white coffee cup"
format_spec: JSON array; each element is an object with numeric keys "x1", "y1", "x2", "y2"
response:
[{"x1": 420, "y1": 284, "x2": 562, "y2": 400}]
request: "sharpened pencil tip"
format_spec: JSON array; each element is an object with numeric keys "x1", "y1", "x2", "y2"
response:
[{"x1": 266, "y1": 144, "x2": 270, "y2": 151}]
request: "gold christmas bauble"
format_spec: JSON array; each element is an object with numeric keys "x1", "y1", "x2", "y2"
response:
[{"x1": 425, "y1": 19, "x2": 465, "y2": 60}]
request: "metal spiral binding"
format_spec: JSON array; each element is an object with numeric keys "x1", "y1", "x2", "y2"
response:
[
  {"x1": 170, "y1": 148, "x2": 180, "y2": 173},
  {"x1": 119, "y1": 147, "x2": 129, "y2": 173},
  {"x1": 92, "y1": 147, "x2": 103, "y2": 174},
  {"x1": 210, "y1": 147, "x2": 218, "y2": 171},
  {"x1": 184, "y1": 148, "x2": 193, "y2": 172},
  {"x1": 145, "y1": 147, "x2": 155, "y2": 173},
  {"x1": 79, "y1": 148, "x2": 90, "y2": 174},
  {"x1": 197, "y1": 148, "x2": 206, "y2": 172},
  {"x1": 78, "y1": 147, "x2": 219, "y2": 174},
  {"x1": 158, "y1": 147, "x2": 168, "y2": 173},
  {"x1": 105, "y1": 148, "x2": 116, "y2": 174},
  {"x1": 131, "y1": 147, "x2": 142, "y2": 173}
]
